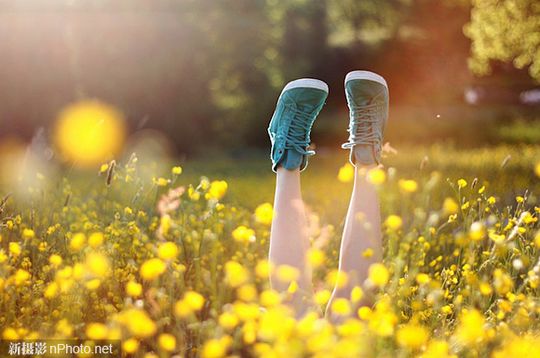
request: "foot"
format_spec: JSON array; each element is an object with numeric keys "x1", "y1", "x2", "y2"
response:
[
  {"x1": 341, "y1": 71, "x2": 389, "y2": 166},
  {"x1": 268, "y1": 78, "x2": 328, "y2": 172}
]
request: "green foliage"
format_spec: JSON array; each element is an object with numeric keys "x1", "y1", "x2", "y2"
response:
[{"x1": 465, "y1": 0, "x2": 540, "y2": 81}]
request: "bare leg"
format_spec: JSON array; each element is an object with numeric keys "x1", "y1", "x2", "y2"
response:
[
  {"x1": 269, "y1": 167, "x2": 313, "y2": 316},
  {"x1": 327, "y1": 164, "x2": 383, "y2": 317}
]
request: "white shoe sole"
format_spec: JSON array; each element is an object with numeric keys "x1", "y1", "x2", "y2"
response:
[
  {"x1": 345, "y1": 70, "x2": 387, "y2": 89},
  {"x1": 280, "y1": 78, "x2": 329, "y2": 95}
]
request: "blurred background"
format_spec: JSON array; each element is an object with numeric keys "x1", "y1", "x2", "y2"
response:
[{"x1": 0, "y1": 0, "x2": 539, "y2": 162}]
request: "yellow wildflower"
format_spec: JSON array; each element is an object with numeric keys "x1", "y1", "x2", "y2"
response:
[
  {"x1": 9, "y1": 242, "x2": 21, "y2": 256},
  {"x1": 225, "y1": 261, "x2": 249, "y2": 287},
  {"x1": 254, "y1": 203, "x2": 273, "y2": 225},
  {"x1": 368, "y1": 263, "x2": 389, "y2": 287},
  {"x1": 172, "y1": 166, "x2": 183, "y2": 175},
  {"x1": 307, "y1": 248, "x2": 326, "y2": 267},
  {"x1": 201, "y1": 336, "x2": 231, "y2": 358},
  {"x1": 126, "y1": 281, "x2": 143, "y2": 297},
  {"x1": 399, "y1": 179, "x2": 418, "y2": 193},
  {"x1": 158, "y1": 242, "x2": 179, "y2": 260},
  {"x1": 85, "y1": 252, "x2": 110, "y2": 277},
  {"x1": 69, "y1": 233, "x2": 86, "y2": 251},
  {"x1": 88, "y1": 232, "x2": 104, "y2": 248},
  {"x1": 86, "y1": 323, "x2": 108, "y2": 340},
  {"x1": 122, "y1": 339, "x2": 139, "y2": 354},
  {"x1": 140, "y1": 258, "x2": 166, "y2": 281},
  {"x1": 396, "y1": 323, "x2": 429, "y2": 349},
  {"x1": 207, "y1": 180, "x2": 228, "y2": 200},
  {"x1": 385, "y1": 215, "x2": 402, "y2": 230},
  {"x1": 158, "y1": 333, "x2": 176, "y2": 352},
  {"x1": 454, "y1": 309, "x2": 485, "y2": 346},
  {"x1": 367, "y1": 167, "x2": 386, "y2": 185},
  {"x1": 232, "y1": 225, "x2": 255, "y2": 243},
  {"x1": 22, "y1": 228, "x2": 35, "y2": 239},
  {"x1": 443, "y1": 197, "x2": 459, "y2": 215},
  {"x1": 118, "y1": 309, "x2": 156, "y2": 338},
  {"x1": 338, "y1": 163, "x2": 354, "y2": 183}
]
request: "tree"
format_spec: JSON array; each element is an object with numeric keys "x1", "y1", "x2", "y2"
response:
[{"x1": 464, "y1": 0, "x2": 540, "y2": 81}]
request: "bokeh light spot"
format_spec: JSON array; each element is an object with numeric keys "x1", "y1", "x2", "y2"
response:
[{"x1": 54, "y1": 100, "x2": 126, "y2": 167}]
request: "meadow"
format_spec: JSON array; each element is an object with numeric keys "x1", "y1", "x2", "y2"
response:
[{"x1": 1, "y1": 143, "x2": 539, "y2": 357}]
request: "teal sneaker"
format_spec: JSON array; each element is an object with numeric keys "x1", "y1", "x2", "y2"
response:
[
  {"x1": 341, "y1": 70, "x2": 389, "y2": 166},
  {"x1": 268, "y1": 78, "x2": 328, "y2": 172}
]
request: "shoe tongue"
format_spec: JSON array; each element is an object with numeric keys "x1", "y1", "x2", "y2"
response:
[
  {"x1": 282, "y1": 149, "x2": 303, "y2": 170},
  {"x1": 354, "y1": 145, "x2": 375, "y2": 166}
]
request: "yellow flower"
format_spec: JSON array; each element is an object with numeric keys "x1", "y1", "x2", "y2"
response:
[
  {"x1": 85, "y1": 278, "x2": 101, "y2": 290},
  {"x1": 420, "y1": 340, "x2": 452, "y2": 358},
  {"x1": 14, "y1": 269, "x2": 31, "y2": 286},
  {"x1": 255, "y1": 260, "x2": 272, "y2": 279},
  {"x1": 367, "y1": 167, "x2": 386, "y2": 185},
  {"x1": 276, "y1": 264, "x2": 299, "y2": 283},
  {"x1": 351, "y1": 286, "x2": 364, "y2": 303},
  {"x1": 338, "y1": 163, "x2": 354, "y2": 183},
  {"x1": 184, "y1": 291, "x2": 205, "y2": 310},
  {"x1": 172, "y1": 166, "x2": 183, "y2": 175},
  {"x1": 219, "y1": 311, "x2": 239, "y2": 329},
  {"x1": 479, "y1": 282, "x2": 492, "y2": 296},
  {"x1": 140, "y1": 258, "x2": 166, "y2": 281},
  {"x1": 442, "y1": 197, "x2": 459, "y2": 215},
  {"x1": 260, "y1": 290, "x2": 281, "y2": 307},
  {"x1": 362, "y1": 248, "x2": 374, "y2": 258},
  {"x1": 85, "y1": 252, "x2": 110, "y2": 277},
  {"x1": 53, "y1": 100, "x2": 126, "y2": 167},
  {"x1": 493, "y1": 269, "x2": 513, "y2": 295},
  {"x1": 396, "y1": 323, "x2": 429, "y2": 349},
  {"x1": 385, "y1": 215, "x2": 402, "y2": 230},
  {"x1": 457, "y1": 178, "x2": 467, "y2": 189},
  {"x1": 399, "y1": 179, "x2": 418, "y2": 193},
  {"x1": 535, "y1": 162, "x2": 540, "y2": 178},
  {"x1": 122, "y1": 338, "x2": 139, "y2": 354},
  {"x1": 3, "y1": 328, "x2": 19, "y2": 340},
  {"x1": 237, "y1": 284, "x2": 257, "y2": 301},
  {"x1": 154, "y1": 177, "x2": 170, "y2": 187},
  {"x1": 225, "y1": 261, "x2": 249, "y2": 287},
  {"x1": 158, "y1": 333, "x2": 176, "y2": 352},
  {"x1": 534, "y1": 231, "x2": 540, "y2": 248},
  {"x1": 126, "y1": 281, "x2": 143, "y2": 297},
  {"x1": 368, "y1": 263, "x2": 389, "y2": 287},
  {"x1": 331, "y1": 298, "x2": 352, "y2": 316},
  {"x1": 118, "y1": 309, "x2": 156, "y2": 338},
  {"x1": 232, "y1": 225, "x2": 255, "y2": 243},
  {"x1": 44, "y1": 282, "x2": 59, "y2": 298},
  {"x1": 315, "y1": 289, "x2": 332, "y2": 306},
  {"x1": 368, "y1": 302, "x2": 397, "y2": 336},
  {"x1": 358, "y1": 306, "x2": 372, "y2": 320},
  {"x1": 469, "y1": 221, "x2": 486, "y2": 241},
  {"x1": 86, "y1": 323, "x2": 108, "y2": 340},
  {"x1": 201, "y1": 336, "x2": 231, "y2": 358},
  {"x1": 69, "y1": 232, "x2": 86, "y2": 251},
  {"x1": 307, "y1": 248, "x2": 326, "y2": 267},
  {"x1": 492, "y1": 334, "x2": 540, "y2": 358},
  {"x1": 158, "y1": 242, "x2": 179, "y2": 260},
  {"x1": 416, "y1": 273, "x2": 431, "y2": 285},
  {"x1": 326, "y1": 270, "x2": 348, "y2": 289},
  {"x1": 207, "y1": 180, "x2": 228, "y2": 200},
  {"x1": 22, "y1": 228, "x2": 35, "y2": 239},
  {"x1": 454, "y1": 309, "x2": 485, "y2": 346},
  {"x1": 88, "y1": 232, "x2": 104, "y2": 248},
  {"x1": 9, "y1": 242, "x2": 21, "y2": 256},
  {"x1": 254, "y1": 203, "x2": 273, "y2": 225}
]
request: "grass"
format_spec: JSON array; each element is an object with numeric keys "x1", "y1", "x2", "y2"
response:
[{"x1": 0, "y1": 143, "x2": 539, "y2": 357}]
